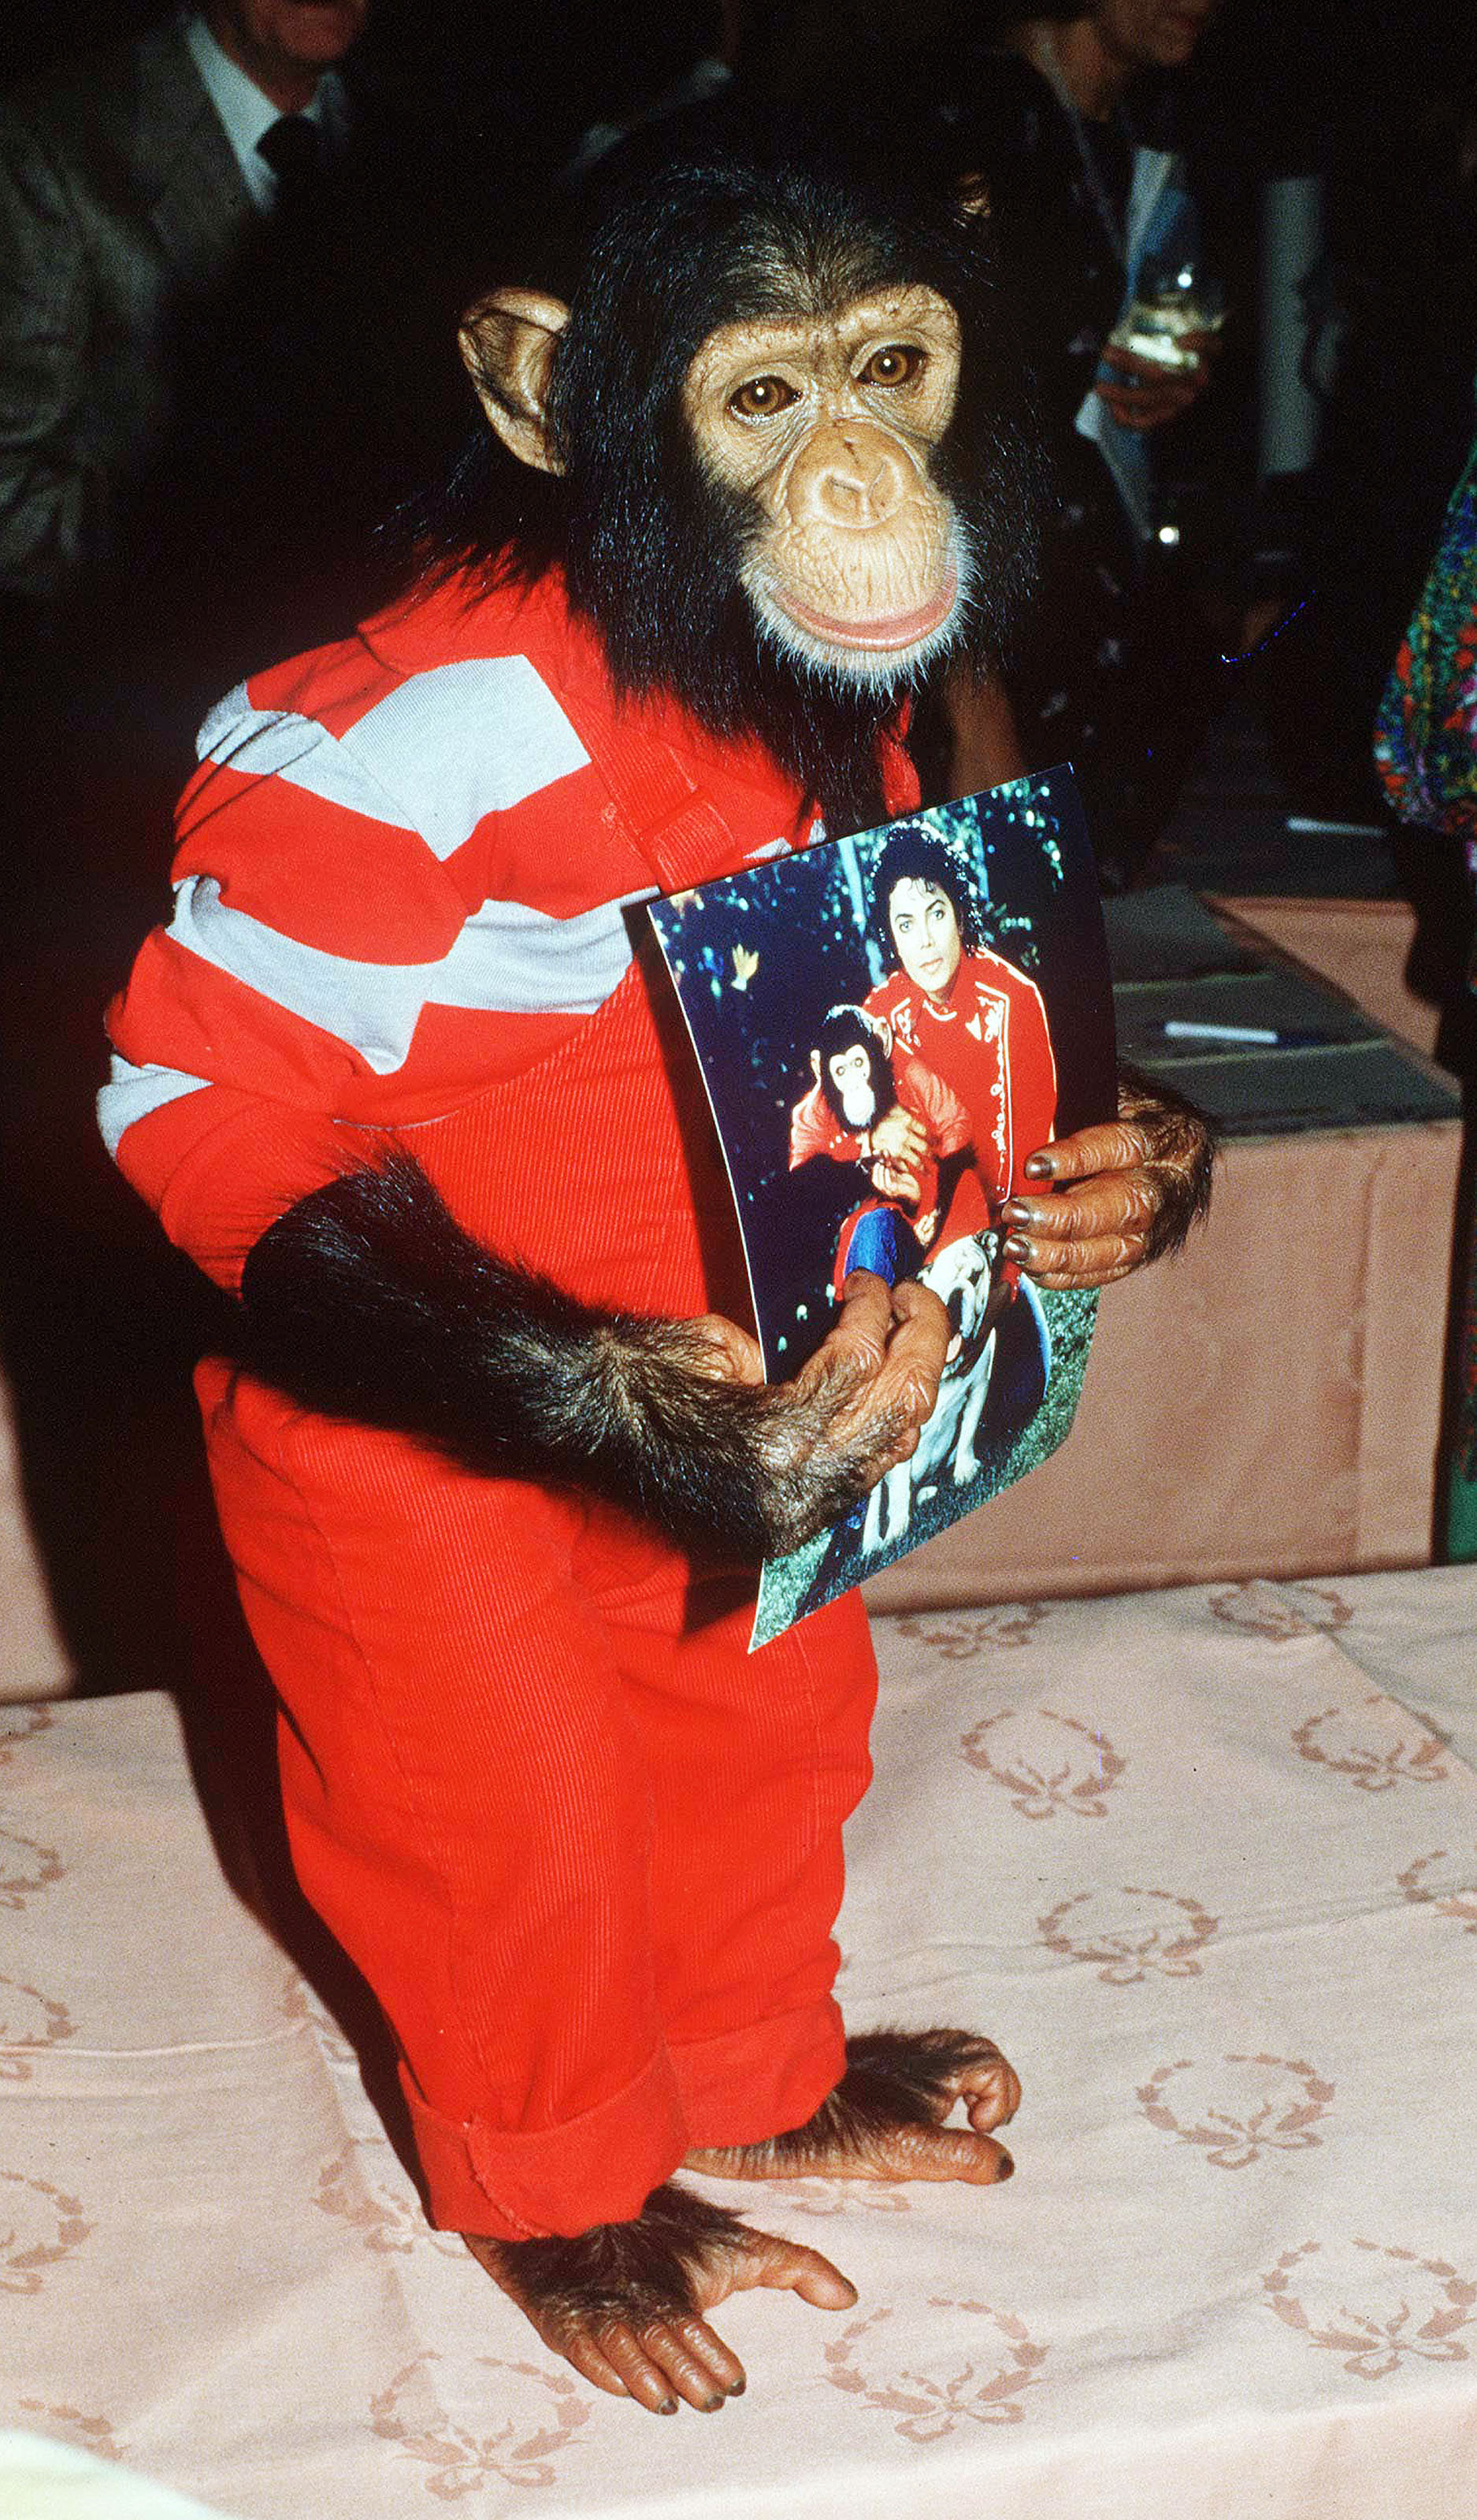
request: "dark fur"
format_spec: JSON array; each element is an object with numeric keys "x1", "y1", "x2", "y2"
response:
[
  {"x1": 488, "y1": 2181, "x2": 753, "y2": 2336},
  {"x1": 235, "y1": 1150, "x2": 915, "y2": 1557},
  {"x1": 723, "y1": 2028, "x2": 1011, "y2": 2171},
  {"x1": 1115, "y1": 1062, "x2": 1219, "y2": 1259},
  {"x1": 487, "y1": 2030, "x2": 1009, "y2": 2329},
  {"x1": 402, "y1": 99, "x2": 1048, "y2": 836},
  {"x1": 815, "y1": 1004, "x2": 893, "y2": 1132}
]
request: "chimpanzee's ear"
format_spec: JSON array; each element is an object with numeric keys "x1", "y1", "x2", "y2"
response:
[
  {"x1": 458, "y1": 288, "x2": 570, "y2": 475},
  {"x1": 955, "y1": 171, "x2": 991, "y2": 218},
  {"x1": 810, "y1": 1047, "x2": 822, "y2": 1081}
]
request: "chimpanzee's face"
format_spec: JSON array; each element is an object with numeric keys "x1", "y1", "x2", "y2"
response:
[
  {"x1": 826, "y1": 1042, "x2": 878, "y2": 1128},
  {"x1": 681, "y1": 286, "x2": 967, "y2": 685},
  {"x1": 888, "y1": 878, "x2": 963, "y2": 999},
  {"x1": 455, "y1": 149, "x2": 1040, "y2": 829}
]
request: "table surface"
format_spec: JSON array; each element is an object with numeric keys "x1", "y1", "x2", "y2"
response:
[
  {"x1": 3, "y1": 1565, "x2": 1476, "y2": 2520},
  {"x1": 1104, "y1": 885, "x2": 1460, "y2": 1135}
]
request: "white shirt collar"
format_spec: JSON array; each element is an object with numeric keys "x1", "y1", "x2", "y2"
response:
[{"x1": 184, "y1": 12, "x2": 349, "y2": 211}]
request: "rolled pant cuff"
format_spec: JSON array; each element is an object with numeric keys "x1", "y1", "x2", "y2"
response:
[
  {"x1": 671, "y1": 1999, "x2": 847, "y2": 2150},
  {"x1": 406, "y1": 2046, "x2": 691, "y2": 2240}
]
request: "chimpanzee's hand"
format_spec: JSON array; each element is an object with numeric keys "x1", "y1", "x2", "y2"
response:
[
  {"x1": 466, "y1": 2185, "x2": 855, "y2": 2414},
  {"x1": 999, "y1": 1069, "x2": 1216, "y2": 1288},
  {"x1": 236, "y1": 1152, "x2": 949, "y2": 1559},
  {"x1": 761, "y1": 1271, "x2": 949, "y2": 1539},
  {"x1": 594, "y1": 1272, "x2": 948, "y2": 1558},
  {"x1": 870, "y1": 1152, "x2": 923, "y2": 1204},
  {"x1": 868, "y1": 1104, "x2": 929, "y2": 1169}
]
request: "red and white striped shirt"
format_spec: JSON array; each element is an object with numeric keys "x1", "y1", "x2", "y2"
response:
[{"x1": 102, "y1": 566, "x2": 920, "y2": 1306}]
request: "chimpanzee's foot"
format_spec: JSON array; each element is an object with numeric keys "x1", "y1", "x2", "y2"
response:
[
  {"x1": 464, "y1": 2182, "x2": 855, "y2": 2414},
  {"x1": 685, "y1": 2026, "x2": 1020, "y2": 2185}
]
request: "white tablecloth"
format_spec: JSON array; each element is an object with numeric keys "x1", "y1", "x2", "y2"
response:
[{"x1": 4, "y1": 1569, "x2": 1477, "y2": 2518}]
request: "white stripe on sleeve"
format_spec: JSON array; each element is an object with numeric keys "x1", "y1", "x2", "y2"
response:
[
  {"x1": 98, "y1": 1054, "x2": 213, "y2": 1159},
  {"x1": 196, "y1": 658, "x2": 591, "y2": 862},
  {"x1": 165, "y1": 874, "x2": 646, "y2": 1075}
]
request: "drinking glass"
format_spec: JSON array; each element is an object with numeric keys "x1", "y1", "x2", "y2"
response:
[{"x1": 1109, "y1": 251, "x2": 1226, "y2": 373}]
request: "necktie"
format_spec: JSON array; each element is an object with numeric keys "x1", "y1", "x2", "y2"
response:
[{"x1": 255, "y1": 113, "x2": 324, "y2": 217}]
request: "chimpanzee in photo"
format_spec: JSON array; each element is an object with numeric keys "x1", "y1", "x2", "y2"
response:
[
  {"x1": 101, "y1": 102, "x2": 1212, "y2": 2416},
  {"x1": 790, "y1": 1000, "x2": 984, "y2": 1284}
]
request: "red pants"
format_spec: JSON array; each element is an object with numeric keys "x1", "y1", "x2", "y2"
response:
[{"x1": 199, "y1": 1359, "x2": 878, "y2": 2241}]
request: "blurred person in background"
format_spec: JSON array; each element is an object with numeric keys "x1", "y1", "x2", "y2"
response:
[
  {"x1": 926, "y1": 0, "x2": 1227, "y2": 887},
  {"x1": 1375, "y1": 395, "x2": 1477, "y2": 1564},
  {"x1": 0, "y1": 0, "x2": 372, "y2": 710},
  {"x1": 742, "y1": 0, "x2": 1228, "y2": 885}
]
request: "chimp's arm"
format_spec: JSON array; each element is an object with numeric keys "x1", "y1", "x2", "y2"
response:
[{"x1": 234, "y1": 1149, "x2": 948, "y2": 1558}]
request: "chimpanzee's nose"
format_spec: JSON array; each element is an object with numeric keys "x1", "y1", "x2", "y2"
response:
[{"x1": 788, "y1": 424, "x2": 911, "y2": 528}]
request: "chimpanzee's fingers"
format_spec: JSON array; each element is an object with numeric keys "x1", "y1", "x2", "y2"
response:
[
  {"x1": 883, "y1": 1277, "x2": 952, "y2": 1413},
  {"x1": 722, "y1": 2233, "x2": 858, "y2": 2310},
  {"x1": 681, "y1": 1311, "x2": 766, "y2": 1384},
  {"x1": 1003, "y1": 1169, "x2": 1160, "y2": 1249},
  {"x1": 812, "y1": 1277, "x2": 950, "y2": 1470},
  {"x1": 1020, "y1": 1119, "x2": 1153, "y2": 1187},
  {"x1": 557, "y1": 2316, "x2": 738, "y2": 2414},
  {"x1": 854, "y1": 2121, "x2": 1014, "y2": 2183},
  {"x1": 672, "y1": 2315, "x2": 747, "y2": 2398},
  {"x1": 583, "y1": 2321, "x2": 699, "y2": 2414},
  {"x1": 1006, "y1": 1232, "x2": 1146, "y2": 1289},
  {"x1": 755, "y1": 1274, "x2": 952, "y2": 1541},
  {"x1": 555, "y1": 2327, "x2": 644, "y2": 2403},
  {"x1": 1004, "y1": 1128, "x2": 1213, "y2": 1280},
  {"x1": 792, "y1": 1269, "x2": 893, "y2": 1402},
  {"x1": 951, "y1": 2046, "x2": 1023, "y2": 2131},
  {"x1": 874, "y1": 1108, "x2": 929, "y2": 1166},
  {"x1": 621, "y1": 2320, "x2": 733, "y2": 2411}
]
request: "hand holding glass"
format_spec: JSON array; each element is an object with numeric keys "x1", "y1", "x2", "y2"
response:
[{"x1": 1109, "y1": 252, "x2": 1226, "y2": 374}]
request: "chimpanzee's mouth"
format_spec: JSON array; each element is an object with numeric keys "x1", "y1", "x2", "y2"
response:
[{"x1": 776, "y1": 574, "x2": 958, "y2": 654}]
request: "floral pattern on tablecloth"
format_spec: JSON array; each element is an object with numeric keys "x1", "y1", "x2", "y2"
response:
[
  {"x1": 961, "y1": 1707, "x2": 1128, "y2": 1818},
  {"x1": 2, "y1": 1573, "x2": 1476, "y2": 2516},
  {"x1": 1137, "y1": 2054, "x2": 1335, "y2": 2168}
]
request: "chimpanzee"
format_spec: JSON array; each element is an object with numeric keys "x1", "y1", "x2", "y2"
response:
[
  {"x1": 100, "y1": 103, "x2": 1212, "y2": 2416},
  {"x1": 790, "y1": 1002, "x2": 983, "y2": 1286},
  {"x1": 813, "y1": 1008, "x2": 903, "y2": 1143}
]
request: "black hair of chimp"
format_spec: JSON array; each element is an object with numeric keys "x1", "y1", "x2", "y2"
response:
[
  {"x1": 1114, "y1": 1060, "x2": 1219, "y2": 1260},
  {"x1": 867, "y1": 817, "x2": 985, "y2": 958},
  {"x1": 706, "y1": 2026, "x2": 1012, "y2": 2173},
  {"x1": 488, "y1": 2181, "x2": 755, "y2": 2332},
  {"x1": 397, "y1": 99, "x2": 1049, "y2": 839},
  {"x1": 233, "y1": 1150, "x2": 918, "y2": 1558},
  {"x1": 814, "y1": 1003, "x2": 892, "y2": 1123}
]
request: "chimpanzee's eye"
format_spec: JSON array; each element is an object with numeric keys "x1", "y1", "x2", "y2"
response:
[
  {"x1": 729, "y1": 374, "x2": 800, "y2": 418},
  {"x1": 860, "y1": 343, "x2": 925, "y2": 387}
]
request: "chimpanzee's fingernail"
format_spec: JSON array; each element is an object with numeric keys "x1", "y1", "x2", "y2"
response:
[
  {"x1": 726, "y1": 2378, "x2": 746, "y2": 2397},
  {"x1": 1023, "y1": 1153, "x2": 1054, "y2": 1178},
  {"x1": 1000, "y1": 1200, "x2": 1029, "y2": 1226},
  {"x1": 1003, "y1": 1236, "x2": 1030, "y2": 1264},
  {"x1": 996, "y1": 2152, "x2": 1015, "y2": 2181}
]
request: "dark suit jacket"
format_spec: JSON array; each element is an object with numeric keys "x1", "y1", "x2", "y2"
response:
[{"x1": 0, "y1": 17, "x2": 258, "y2": 628}]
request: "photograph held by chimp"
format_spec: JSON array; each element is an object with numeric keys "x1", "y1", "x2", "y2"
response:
[{"x1": 648, "y1": 767, "x2": 1116, "y2": 1643}]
